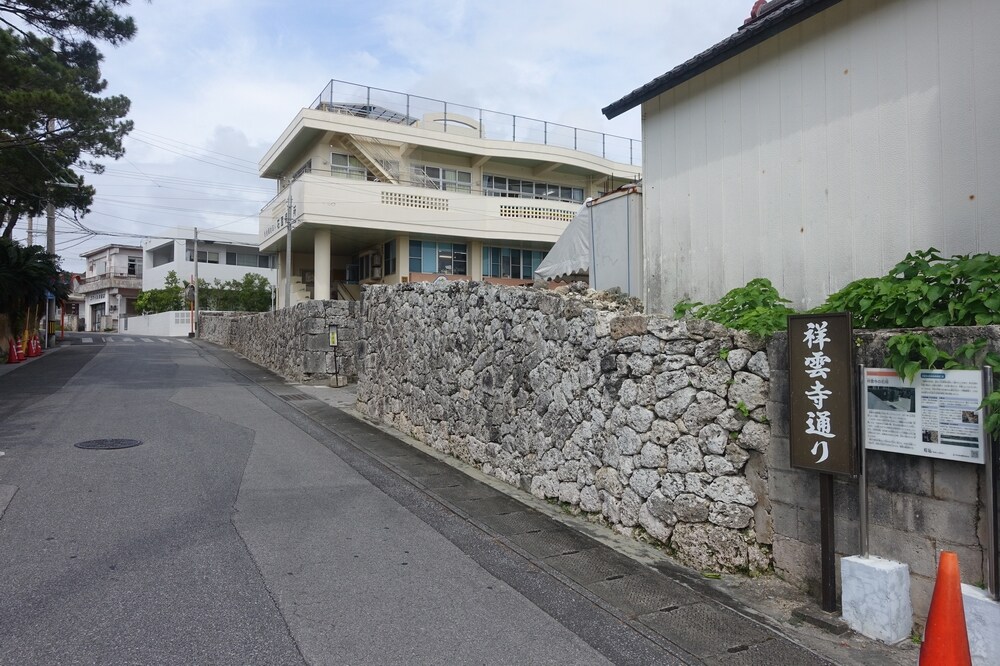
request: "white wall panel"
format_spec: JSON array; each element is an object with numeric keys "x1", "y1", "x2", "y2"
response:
[
  {"x1": 904, "y1": 0, "x2": 944, "y2": 253},
  {"x1": 939, "y1": 0, "x2": 977, "y2": 251},
  {"x1": 822, "y1": 7, "x2": 855, "y2": 304},
  {"x1": 776, "y1": 28, "x2": 805, "y2": 306},
  {"x1": 642, "y1": 0, "x2": 1000, "y2": 312},
  {"x1": 799, "y1": 16, "x2": 832, "y2": 302},
  {"x1": 702, "y1": 67, "x2": 728, "y2": 302},
  {"x1": 757, "y1": 37, "x2": 785, "y2": 297},
  {"x1": 738, "y1": 47, "x2": 765, "y2": 287},
  {"x1": 973, "y1": 0, "x2": 1000, "y2": 250},
  {"x1": 719, "y1": 58, "x2": 746, "y2": 299},
  {"x1": 846, "y1": 1, "x2": 884, "y2": 289}
]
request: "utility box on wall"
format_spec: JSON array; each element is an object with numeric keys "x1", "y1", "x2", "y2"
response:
[{"x1": 589, "y1": 188, "x2": 643, "y2": 300}]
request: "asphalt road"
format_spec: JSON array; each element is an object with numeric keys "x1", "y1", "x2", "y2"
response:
[
  {"x1": 0, "y1": 335, "x2": 867, "y2": 665},
  {"x1": 0, "y1": 338, "x2": 674, "y2": 665}
]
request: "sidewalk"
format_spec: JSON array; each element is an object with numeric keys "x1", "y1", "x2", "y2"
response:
[
  {"x1": 0, "y1": 340, "x2": 67, "y2": 378},
  {"x1": 187, "y1": 341, "x2": 922, "y2": 664}
]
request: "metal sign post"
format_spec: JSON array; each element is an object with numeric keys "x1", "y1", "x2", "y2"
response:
[
  {"x1": 787, "y1": 313, "x2": 859, "y2": 612},
  {"x1": 984, "y1": 366, "x2": 998, "y2": 601},
  {"x1": 857, "y1": 363, "x2": 869, "y2": 558}
]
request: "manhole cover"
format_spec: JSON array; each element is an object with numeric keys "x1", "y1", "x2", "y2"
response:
[{"x1": 74, "y1": 439, "x2": 143, "y2": 450}]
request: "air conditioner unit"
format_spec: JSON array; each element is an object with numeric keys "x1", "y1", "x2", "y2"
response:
[
  {"x1": 371, "y1": 253, "x2": 382, "y2": 268},
  {"x1": 372, "y1": 267, "x2": 383, "y2": 279}
]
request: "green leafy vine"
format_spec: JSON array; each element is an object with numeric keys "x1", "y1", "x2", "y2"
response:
[{"x1": 671, "y1": 248, "x2": 1000, "y2": 437}]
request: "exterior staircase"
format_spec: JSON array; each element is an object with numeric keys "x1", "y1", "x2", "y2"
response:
[{"x1": 340, "y1": 135, "x2": 398, "y2": 184}]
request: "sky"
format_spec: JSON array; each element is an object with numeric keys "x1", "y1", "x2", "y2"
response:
[{"x1": 12, "y1": 0, "x2": 759, "y2": 273}]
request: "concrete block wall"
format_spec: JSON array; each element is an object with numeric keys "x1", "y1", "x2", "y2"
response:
[
  {"x1": 199, "y1": 300, "x2": 358, "y2": 383},
  {"x1": 767, "y1": 326, "x2": 999, "y2": 625}
]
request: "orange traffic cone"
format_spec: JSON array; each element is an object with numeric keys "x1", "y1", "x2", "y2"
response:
[
  {"x1": 6, "y1": 339, "x2": 20, "y2": 364},
  {"x1": 32, "y1": 334, "x2": 42, "y2": 355},
  {"x1": 919, "y1": 551, "x2": 972, "y2": 665},
  {"x1": 14, "y1": 336, "x2": 25, "y2": 362},
  {"x1": 25, "y1": 335, "x2": 38, "y2": 358}
]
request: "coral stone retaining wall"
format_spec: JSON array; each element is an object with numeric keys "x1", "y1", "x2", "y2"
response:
[
  {"x1": 356, "y1": 282, "x2": 774, "y2": 574},
  {"x1": 200, "y1": 301, "x2": 358, "y2": 383}
]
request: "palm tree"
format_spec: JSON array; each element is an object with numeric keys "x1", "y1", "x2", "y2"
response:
[{"x1": 0, "y1": 238, "x2": 69, "y2": 340}]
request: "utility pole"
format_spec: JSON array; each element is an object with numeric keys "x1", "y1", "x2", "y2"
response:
[
  {"x1": 284, "y1": 187, "x2": 293, "y2": 308},
  {"x1": 45, "y1": 150, "x2": 56, "y2": 348},
  {"x1": 26, "y1": 216, "x2": 33, "y2": 245},
  {"x1": 193, "y1": 227, "x2": 199, "y2": 336}
]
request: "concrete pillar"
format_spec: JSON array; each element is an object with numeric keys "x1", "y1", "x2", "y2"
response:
[
  {"x1": 399, "y1": 235, "x2": 410, "y2": 283},
  {"x1": 469, "y1": 240, "x2": 483, "y2": 280},
  {"x1": 841, "y1": 556, "x2": 912, "y2": 643},
  {"x1": 314, "y1": 228, "x2": 331, "y2": 300}
]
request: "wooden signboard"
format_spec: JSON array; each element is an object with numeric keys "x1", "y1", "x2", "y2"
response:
[{"x1": 788, "y1": 313, "x2": 859, "y2": 477}]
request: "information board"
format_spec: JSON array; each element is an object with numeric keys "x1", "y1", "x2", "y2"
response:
[{"x1": 864, "y1": 368, "x2": 985, "y2": 464}]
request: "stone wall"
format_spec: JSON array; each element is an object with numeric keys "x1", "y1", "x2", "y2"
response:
[
  {"x1": 767, "y1": 326, "x2": 999, "y2": 622},
  {"x1": 199, "y1": 301, "x2": 358, "y2": 383},
  {"x1": 357, "y1": 282, "x2": 775, "y2": 574}
]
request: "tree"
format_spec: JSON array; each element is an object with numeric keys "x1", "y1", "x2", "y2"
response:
[
  {"x1": 0, "y1": 237, "x2": 68, "y2": 335},
  {"x1": 135, "y1": 269, "x2": 182, "y2": 314},
  {"x1": 197, "y1": 273, "x2": 273, "y2": 313},
  {"x1": 0, "y1": 1, "x2": 138, "y2": 238}
]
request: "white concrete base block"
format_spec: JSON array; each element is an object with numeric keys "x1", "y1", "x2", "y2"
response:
[
  {"x1": 841, "y1": 555, "x2": 912, "y2": 643},
  {"x1": 962, "y1": 584, "x2": 1000, "y2": 666}
]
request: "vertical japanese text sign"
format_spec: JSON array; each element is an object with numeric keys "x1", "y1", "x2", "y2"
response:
[{"x1": 788, "y1": 313, "x2": 859, "y2": 476}]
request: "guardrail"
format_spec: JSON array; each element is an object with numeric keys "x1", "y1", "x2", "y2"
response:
[{"x1": 310, "y1": 79, "x2": 642, "y2": 167}]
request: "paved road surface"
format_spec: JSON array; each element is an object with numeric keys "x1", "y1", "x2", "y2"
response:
[{"x1": 0, "y1": 338, "x2": 836, "y2": 665}]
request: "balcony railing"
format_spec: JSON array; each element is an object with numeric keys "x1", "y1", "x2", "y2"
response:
[
  {"x1": 263, "y1": 168, "x2": 587, "y2": 217},
  {"x1": 310, "y1": 79, "x2": 642, "y2": 167},
  {"x1": 260, "y1": 171, "x2": 579, "y2": 243},
  {"x1": 75, "y1": 273, "x2": 143, "y2": 293}
]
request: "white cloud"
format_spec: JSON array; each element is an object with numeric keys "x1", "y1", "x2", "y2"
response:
[{"x1": 20, "y1": 0, "x2": 759, "y2": 269}]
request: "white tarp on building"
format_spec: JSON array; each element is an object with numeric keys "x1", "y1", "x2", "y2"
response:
[
  {"x1": 534, "y1": 186, "x2": 643, "y2": 301},
  {"x1": 533, "y1": 204, "x2": 591, "y2": 280}
]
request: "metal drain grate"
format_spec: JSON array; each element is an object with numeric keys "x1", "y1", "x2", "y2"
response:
[
  {"x1": 74, "y1": 439, "x2": 143, "y2": 450},
  {"x1": 279, "y1": 394, "x2": 313, "y2": 401}
]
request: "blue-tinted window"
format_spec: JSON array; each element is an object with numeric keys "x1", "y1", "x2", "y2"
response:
[{"x1": 482, "y1": 246, "x2": 547, "y2": 278}]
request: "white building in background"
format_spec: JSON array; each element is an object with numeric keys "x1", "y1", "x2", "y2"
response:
[
  {"x1": 603, "y1": 0, "x2": 1000, "y2": 312},
  {"x1": 258, "y1": 79, "x2": 642, "y2": 305},
  {"x1": 142, "y1": 228, "x2": 277, "y2": 291},
  {"x1": 75, "y1": 244, "x2": 144, "y2": 331}
]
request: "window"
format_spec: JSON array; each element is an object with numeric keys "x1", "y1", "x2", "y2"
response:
[
  {"x1": 186, "y1": 250, "x2": 220, "y2": 264},
  {"x1": 482, "y1": 246, "x2": 548, "y2": 279},
  {"x1": 151, "y1": 245, "x2": 174, "y2": 267},
  {"x1": 360, "y1": 254, "x2": 372, "y2": 280},
  {"x1": 384, "y1": 240, "x2": 397, "y2": 275},
  {"x1": 409, "y1": 240, "x2": 467, "y2": 275},
  {"x1": 292, "y1": 159, "x2": 312, "y2": 179},
  {"x1": 483, "y1": 174, "x2": 583, "y2": 203},
  {"x1": 331, "y1": 152, "x2": 370, "y2": 180},
  {"x1": 127, "y1": 256, "x2": 142, "y2": 276},
  {"x1": 411, "y1": 165, "x2": 472, "y2": 193},
  {"x1": 227, "y1": 251, "x2": 272, "y2": 268}
]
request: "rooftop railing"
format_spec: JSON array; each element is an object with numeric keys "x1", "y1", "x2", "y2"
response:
[{"x1": 310, "y1": 79, "x2": 642, "y2": 168}]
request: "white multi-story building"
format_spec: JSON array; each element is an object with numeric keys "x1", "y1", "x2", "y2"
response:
[
  {"x1": 142, "y1": 228, "x2": 276, "y2": 291},
  {"x1": 76, "y1": 244, "x2": 144, "y2": 331},
  {"x1": 259, "y1": 80, "x2": 642, "y2": 305}
]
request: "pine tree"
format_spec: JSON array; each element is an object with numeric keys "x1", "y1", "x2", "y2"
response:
[{"x1": 0, "y1": 1, "x2": 137, "y2": 238}]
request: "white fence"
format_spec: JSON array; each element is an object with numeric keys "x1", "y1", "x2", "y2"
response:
[{"x1": 119, "y1": 310, "x2": 195, "y2": 337}]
